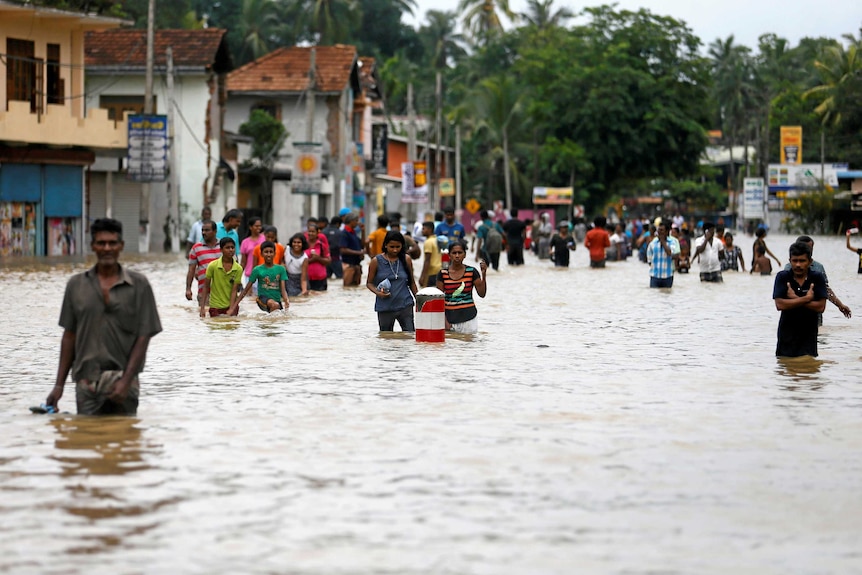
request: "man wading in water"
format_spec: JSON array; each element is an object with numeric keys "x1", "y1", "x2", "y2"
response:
[
  {"x1": 46, "y1": 218, "x2": 162, "y2": 415},
  {"x1": 772, "y1": 241, "x2": 827, "y2": 358}
]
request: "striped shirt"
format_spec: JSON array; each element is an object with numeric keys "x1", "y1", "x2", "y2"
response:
[
  {"x1": 189, "y1": 241, "x2": 222, "y2": 293},
  {"x1": 437, "y1": 266, "x2": 479, "y2": 324}
]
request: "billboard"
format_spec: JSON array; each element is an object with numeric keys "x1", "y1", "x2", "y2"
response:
[
  {"x1": 370, "y1": 124, "x2": 388, "y2": 174},
  {"x1": 743, "y1": 178, "x2": 765, "y2": 220},
  {"x1": 127, "y1": 115, "x2": 168, "y2": 182},
  {"x1": 532, "y1": 187, "x2": 574, "y2": 205},
  {"x1": 767, "y1": 164, "x2": 845, "y2": 190},
  {"x1": 439, "y1": 178, "x2": 455, "y2": 197},
  {"x1": 780, "y1": 126, "x2": 802, "y2": 165}
]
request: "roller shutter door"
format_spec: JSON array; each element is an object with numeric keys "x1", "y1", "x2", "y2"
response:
[{"x1": 89, "y1": 172, "x2": 141, "y2": 252}]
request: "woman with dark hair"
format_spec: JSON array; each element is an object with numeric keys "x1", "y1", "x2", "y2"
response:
[
  {"x1": 366, "y1": 230, "x2": 418, "y2": 331},
  {"x1": 752, "y1": 226, "x2": 782, "y2": 269},
  {"x1": 436, "y1": 240, "x2": 488, "y2": 334},
  {"x1": 240, "y1": 216, "x2": 264, "y2": 289},
  {"x1": 285, "y1": 233, "x2": 309, "y2": 297}
]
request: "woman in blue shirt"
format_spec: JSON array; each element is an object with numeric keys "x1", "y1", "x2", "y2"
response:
[{"x1": 367, "y1": 231, "x2": 419, "y2": 331}]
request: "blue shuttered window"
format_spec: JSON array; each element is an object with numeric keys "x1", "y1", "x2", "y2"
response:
[
  {"x1": 44, "y1": 165, "x2": 83, "y2": 217},
  {"x1": 0, "y1": 164, "x2": 42, "y2": 202}
]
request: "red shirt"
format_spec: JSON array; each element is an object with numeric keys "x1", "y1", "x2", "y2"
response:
[
  {"x1": 584, "y1": 227, "x2": 611, "y2": 262},
  {"x1": 189, "y1": 241, "x2": 222, "y2": 293}
]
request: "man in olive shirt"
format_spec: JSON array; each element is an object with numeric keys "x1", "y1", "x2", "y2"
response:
[{"x1": 46, "y1": 218, "x2": 162, "y2": 415}]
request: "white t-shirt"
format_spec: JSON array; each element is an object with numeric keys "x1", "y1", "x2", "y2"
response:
[
  {"x1": 695, "y1": 236, "x2": 724, "y2": 273},
  {"x1": 285, "y1": 251, "x2": 308, "y2": 275}
]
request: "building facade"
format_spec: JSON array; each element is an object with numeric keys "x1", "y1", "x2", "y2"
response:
[
  {"x1": 0, "y1": 0, "x2": 126, "y2": 257},
  {"x1": 84, "y1": 28, "x2": 232, "y2": 252},
  {"x1": 225, "y1": 45, "x2": 364, "y2": 236}
]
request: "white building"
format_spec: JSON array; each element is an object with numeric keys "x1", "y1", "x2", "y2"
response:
[
  {"x1": 224, "y1": 45, "x2": 363, "y2": 236},
  {"x1": 84, "y1": 28, "x2": 232, "y2": 251}
]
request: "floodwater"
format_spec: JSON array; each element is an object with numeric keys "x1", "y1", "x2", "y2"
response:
[{"x1": 1, "y1": 233, "x2": 860, "y2": 574}]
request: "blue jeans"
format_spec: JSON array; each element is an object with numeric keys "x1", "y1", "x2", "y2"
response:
[{"x1": 650, "y1": 276, "x2": 674, "y2": 288}]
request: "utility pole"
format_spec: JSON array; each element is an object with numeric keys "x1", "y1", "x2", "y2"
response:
[
  {"x1": 455, "y1": 124, "x2": 462, "y2": 213},
  {"x1": 407, "y1": 83, "x2": 417, "y2": 223},
  {"x1": 434, "y1": 71, "x2": 442, "y2": 211},
  {"x1": 167, "y1": 47, "x2": 180, "y2": 253},
  {"x1": 140, "y1": 0, "x2": 155, "y2": 253},
  {"x1": 304, "y1": 48, "x2": 315, "y2": 223},
  {"x1": 824, "y1": 129, "x2": 826, "y2": 183}
]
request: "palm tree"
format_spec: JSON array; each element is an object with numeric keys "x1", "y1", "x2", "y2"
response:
[
  {"x1": 237, "y1": 0, "x2": 280, "y2": 63},
  {"x1": 419, "y1": 10, "x2": 466, "y2": 70},
  {"x1": 803, "y1": 34, "x2": 861, "y2": 127},
  {"x1": 473, "y1": 74, "x2": 525, "y2": 209},
  {"x1": 298, "y1": 0, "x2": 362, "y2": 45},
  {"x1": 519, "y1": 0, "x2": 572, "y2": 31},
  {"x1": 457, "y1": 0, "x2": 517, "y2": 44},
  {"x1": 753, "y1": 33, "x2": 804, "y2": 175},
  {"x1": 709, "y1": 35, "x2": 755, "y2": 189}
]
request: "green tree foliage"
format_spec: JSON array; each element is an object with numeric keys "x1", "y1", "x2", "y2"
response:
[
  {"x1": 782, "y1": 186, "x2": 835, "y2": 234},
  {"x1": 354, "y1": 0, "x2": 421, "y2": 61},
  {"x1": 239, "y1": 109, "x2": 287, "y2": 167},
  {"x1": 457, "y1": 0, "x2": 517, "y2": 44},
  {"x1": 116, "y1": 0, "x2": 197, "y2": 28},
  {"x1": 803, "y1": 34, "x2": 861, "y2": 127},
  {"x1": 519, "y1": 0, "x2": 572, "y2": 32},
  {"x1": 60, "y1": 0, "x2": 859, "y2": 219},
  {"x1": 418, "y1": 10, "x2": 466, "y2": 70},
  {"x1": 513, "y1": 7, "x2": 711, "y2": 211}
]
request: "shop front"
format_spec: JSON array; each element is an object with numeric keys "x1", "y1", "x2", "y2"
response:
[{"x1": 0, "y1": 162, "x2": 85, "y2": 257}]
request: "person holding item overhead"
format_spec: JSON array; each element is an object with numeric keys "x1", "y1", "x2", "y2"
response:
[
  {"x1": 367, "y1": 231, "x2": 418, "y2": 332},
  {"x1": 436, "y1": 240, "x2": 488, "y2": 334}
]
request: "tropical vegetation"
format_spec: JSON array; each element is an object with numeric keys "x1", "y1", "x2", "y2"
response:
[{"x1": 15, "y1": 0, "x2": 862, "y2": 220}]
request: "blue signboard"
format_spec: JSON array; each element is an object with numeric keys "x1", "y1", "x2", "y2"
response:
[{"x1": 127, "y1": 114, "x2": 168, "y2": 182}]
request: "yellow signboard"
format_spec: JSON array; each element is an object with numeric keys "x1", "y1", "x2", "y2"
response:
[
  {"x1": 439, "y1": 178, "x2": 455, "y2": 197},
  {"x1": 465, "y1": 198, "x2": 481, "y2": 214},
  {"x1": 780, "y1": 126, "x2": 802, "y2": 165}
]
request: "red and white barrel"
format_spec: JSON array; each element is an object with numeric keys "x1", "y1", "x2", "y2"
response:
[{"x1": 415, "y1": 287, "x2": 446, "y2": 343}]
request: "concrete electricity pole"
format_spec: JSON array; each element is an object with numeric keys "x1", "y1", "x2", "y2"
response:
[
  {"x1": 140, "y1": 0, "x2": 155, "y2": 253},
  {"x1": 304, "y1": 48, "x2": 315, "y2": 223},
  {"x1": 167, "y1": 47, "x2": 180, "y2": 253}
]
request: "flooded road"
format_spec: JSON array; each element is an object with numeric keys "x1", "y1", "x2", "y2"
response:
[{"x1": 1, "y1": 233, "x2": 860, "y2": 574}]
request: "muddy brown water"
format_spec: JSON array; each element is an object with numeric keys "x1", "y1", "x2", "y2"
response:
[{"x1": 1, "y1": 233, "x2": 860, "y2": 574}]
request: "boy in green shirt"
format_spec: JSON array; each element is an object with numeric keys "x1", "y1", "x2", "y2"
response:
[
  {"x1": 200, "y1": 237, "x2": 243, "y2": 317},
  {"x1": 231, "y1": 241, "x2": 290, "y2": 313}
]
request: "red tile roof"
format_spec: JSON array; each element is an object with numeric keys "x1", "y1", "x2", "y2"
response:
[
  {"x1": 227, "y1": 45, "x2": 357, "y2": 94},
  {"x1": 85, "y1": 29, "x2": 229, "y2": 70}
]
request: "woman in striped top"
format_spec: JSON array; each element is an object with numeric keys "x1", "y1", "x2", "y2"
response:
[{"x1": 436, "y1": 240, "x2": 488, "y2": 334}]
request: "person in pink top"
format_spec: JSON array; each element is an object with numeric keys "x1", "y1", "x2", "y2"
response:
[
  {"x1": 304, "y1": 220, "x2": 329, "y2": 253},
  {"x1": 305, "y1": 224, "x2": 331, "y2": 291},
  {"x1": 239, "y1": 216, "x2": 265, "y2": 288}
]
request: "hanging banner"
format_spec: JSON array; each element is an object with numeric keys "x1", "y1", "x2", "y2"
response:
[
  {"x1": 292, "y1": 142, "x2": 322, "y2": 194},
  {"x1": 370, "y1": 124, "x2": 388, "y2": 175},
  {"x1": 439, "y1": 178, "x2": 455, "y2": 197},
  {"x1": 353, "y1": 142, "x2": 364, "y2": 172},
  {"x1": 401, "y1": 161, "x2": 428, "y2": 204},
  {"x1": 743, "y1": 178, "x2": 765, "y2": 220},
  {"x1": 127, "y1": 115, "x2": 168, "y2": 182},
  {"x1": 780, "y1": 126, "x2": 802, "y2": 165},
  {"x1": 532, "y1": 186, "x2": 574, "y2": 205}
]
